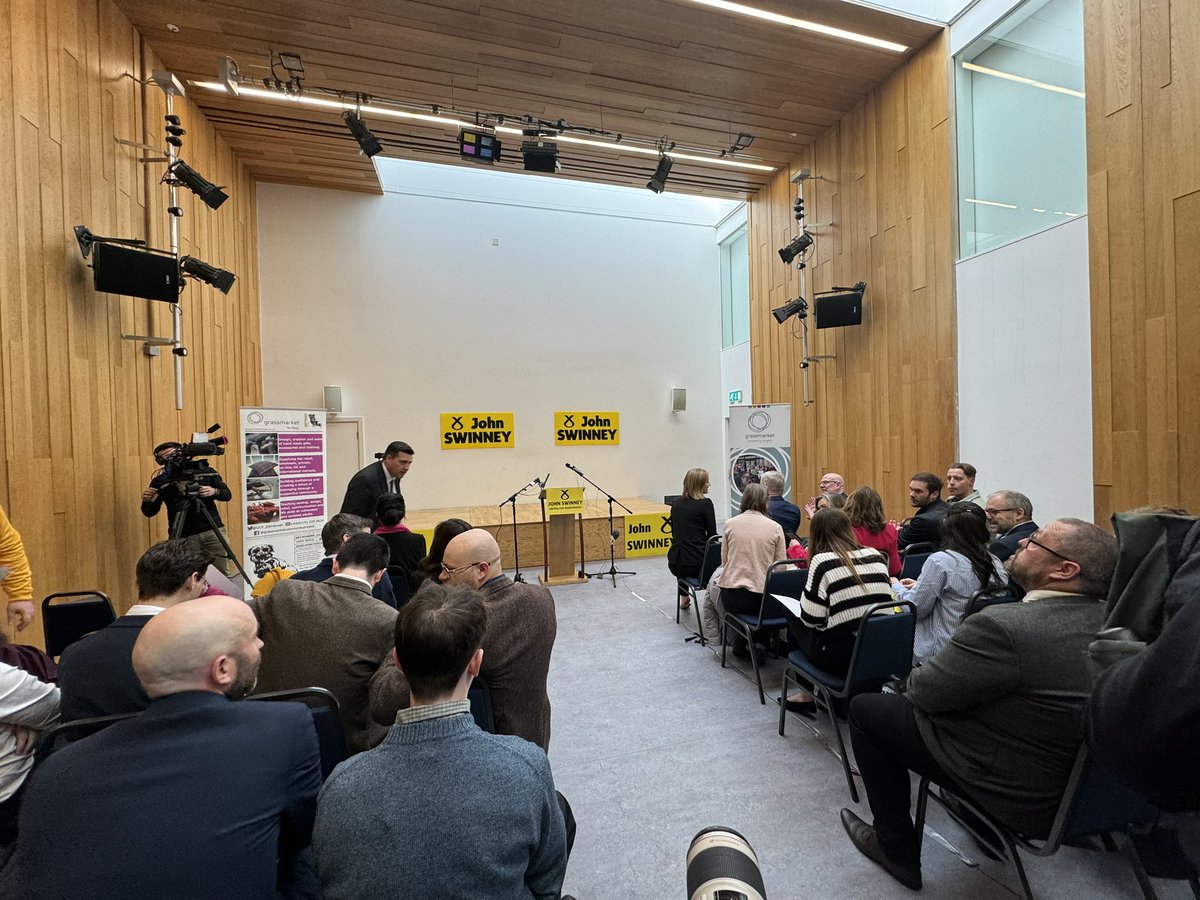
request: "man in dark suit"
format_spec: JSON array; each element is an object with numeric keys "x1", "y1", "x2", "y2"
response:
[
  {"x1": 984, "y1": 489, "x2": 1038, "y2": 562},
  {"x1": 251, "y1": 533, "x2": 397, "y2": 753},
  {"x1": 896, "y1": 471, "x2": 950, "y2": 550},
  {"x1": 761, "y1": 471, "x2": 801, "y2": 537},
  {"x1": 340, "y1": 440, "x2": 413, "y2": 519},
  {"x1": 12, "y1": 595, "x2": 322, "y2": 898},
  {"x1": 57, "y1": 540, "x2": 212, "y2": 720},
  {"x1": 292, "y1": 512, "x2": 398, "y2": 609},
  {"x1": 839, "y1": 518, "x2": 1117, "y2": 890},
  {"x1": 369, "y1": 528, "x2": 557, "y2": 750}
]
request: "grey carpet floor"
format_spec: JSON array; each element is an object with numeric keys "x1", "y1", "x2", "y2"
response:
[{"x1": 536, "y1": 555, "x2": 1183, "y2": 899}]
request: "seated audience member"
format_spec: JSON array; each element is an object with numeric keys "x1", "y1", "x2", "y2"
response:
[
  {"x1": 292, "y1": 512, "x2": 398, "y2": 609},
  {"x1": 840, "y1": 518, "x2": 1116, "y2": 890},
  {"x1": 371, "y1": 529, "x2": 557, "y2": 750},
  {"x1": 413, "y1": 517, "x2": 472, "y2": 589},
  {"x1": 890, "y1": 503, "x2": 1007, "y2": 661},
  {"x1": 896, "y1": 472, "x2": 950, "y2": 551},
  {"x1": 252, "y1": 533, "x2": 397, "y2": 753},
  {"x1": 667, "y1": 468, "x2": 718, "y2": 610},
  {"x1": 782, "y1": 509, "x2": 894, "y2": 714},
  {"x1": 0, "y1": 503, "x2": 36, "y2": 634},
  {"x1": 945, "y1": 462, "x2": 985, "y2": 507},
  {"x1": 845, "y1": 486, "x2": 900, "y2": 576},
  {"x1": 58, "y1": 540, "x2": 211, "y2": 720},
  {"x1": 373, "y1": 494, "x2": 426, "y2": 596},
  {"x1": 713, "y1": 485, "x2": 787, "y2": 657},
  {"x1": 0, "y1": 663, "x2": 59, "y2": 875},
  {"x1": 12, "y1": 596, "x2": 321, "y2": 899},
  {"x1": 313, "y1": 584, "x2": 568, "y2": 900},
  {"x1": 761, "y1": 471, "x2": 801, "y2": 538},
  {"x1": 804, "y1": 472, "x2": 847, "y2": 519},
  {"x1": 701, "y1": 565, "x2": 726, "y2": 645},
  {"x1": 984, "y1": 490, "x2": 1038, "y2": 562}
]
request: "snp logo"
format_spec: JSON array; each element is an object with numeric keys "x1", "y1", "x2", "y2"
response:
[
  {"x1": 451, "y1": 416, "x2": 465, "y2": 431},
  {"x1": 562, "y1": 414, "x2": 575, "y2": 427},
  {"x1": 560, "y1": 489, "x2": 571, "y2": 501}
]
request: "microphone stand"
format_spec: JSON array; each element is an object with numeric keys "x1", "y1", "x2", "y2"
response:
[
  {"x1": 498, "y1": 476, "x2": 541, "y2": 583},
  {"x1": 564, "y1": 463, "x2": 634, "y2": 586}
]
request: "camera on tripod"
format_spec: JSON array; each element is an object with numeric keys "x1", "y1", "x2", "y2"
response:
[{"x1": 154, "y1": 423, "x2": 229, "y2": 496}]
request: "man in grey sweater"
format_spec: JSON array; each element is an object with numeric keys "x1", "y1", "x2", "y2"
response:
[{"x1": 313, "y1": 582, "x2": 568, "y2": 899}]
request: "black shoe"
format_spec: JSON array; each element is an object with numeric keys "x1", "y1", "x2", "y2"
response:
[
  {"x1": 840, "y1": 808, "x2": 922, "y2": 891},
  {"x1": 731, "y1": 637, "x2": 750, "y2": 659},
  {"x1": 776, "y1": 696, "x2": 817, "y2": 718}
]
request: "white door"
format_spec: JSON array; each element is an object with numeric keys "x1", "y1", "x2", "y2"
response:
[{"x1": 327, "y1": 417, "x2": 364, "y2": 514}]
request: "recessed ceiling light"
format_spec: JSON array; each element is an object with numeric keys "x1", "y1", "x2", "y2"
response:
[
  {"x1": 678, "y1": 0, "x2": 907, "y2": 53},
  {"x1": 961, "y1": 62, "x2": 1084, "y2": 99}
]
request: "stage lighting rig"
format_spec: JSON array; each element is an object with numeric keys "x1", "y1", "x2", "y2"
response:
[
  {"x1": 166, "y1": 160, "x2": 228, "y2": 210},
  {"x1": 521, "y1": 130, "x2": 560, "y2": 173},
  {"x1": 646, "y1": 154, "x2": 674, "y2": 193},
  {"x1": 459, "y1": 127, "x2": 500, "y2": 164},
  {"x1": 343, "y1": 111, "x2": 383, "y2": 157},
  {"x1": 778, "y1": 231, "x2": 813, "y2": 265},
  {"x1": 180, "y1": 255, "x2": 236, "y2": 295},
  {"x1": 772, "y1": 296, "x2": 808, "y2": 325}
]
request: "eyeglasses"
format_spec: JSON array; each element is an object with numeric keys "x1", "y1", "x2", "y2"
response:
[
  {"x1": 984, "y1": 507, "x2": 1019, "y2": 518},
  {"x1": 818, "y1": 480, "x2": 840, "y2": 487},
  {"x1": 440, "y1": 558, "x2": 498, "y2": 577},
  {"x1": 1024, "y1": 535, "x2": 1077, "y2": 565}
]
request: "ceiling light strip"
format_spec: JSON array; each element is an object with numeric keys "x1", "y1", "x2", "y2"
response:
[
  {"x1": 193, "y1": 81, "x2": 775, "y2": 172},
  {"x1": 964, "y1": 197, "x2": 1018, "y2": 209},
  {"x1": 961, "y1": 62, "x2": 1084, "y2": 99},
  {"x1": 680, "y1": 0, "x2": 908, "y2": 53}
]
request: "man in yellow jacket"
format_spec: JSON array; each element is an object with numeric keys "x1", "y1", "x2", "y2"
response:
[{"x1": 0, "y1": 504, "x2": 35, "y2": 633}]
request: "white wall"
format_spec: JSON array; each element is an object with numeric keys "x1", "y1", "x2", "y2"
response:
[
  {"x1": 956, "y1": 215, "x2": 1092, "y2": 523},
  {"x1": 257, "y1": 159, "x2": 740, "y2": 512}
]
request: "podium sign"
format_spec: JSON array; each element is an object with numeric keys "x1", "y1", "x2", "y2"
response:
[
  {"x1": 540, "y1": 486, "x2": 587, "y2": 585},
  {"x1": 545, "y1": 487, "x2": 584, "y2": 514}
]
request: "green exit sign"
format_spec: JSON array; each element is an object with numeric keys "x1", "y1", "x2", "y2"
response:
[{"x1": 729, "y1": 390, "x2": 742, "y2": 404}]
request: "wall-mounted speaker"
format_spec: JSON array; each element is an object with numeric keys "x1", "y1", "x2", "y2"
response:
[
  {"x1": 671, "y1": 387, "x2": 687, "y2": 412},
  {"x1": 92, "y1": 243, "x2": 180, "y2": 303},
  {"x1": 323, "y1": 385, "x2": 343, "y2": 414}
]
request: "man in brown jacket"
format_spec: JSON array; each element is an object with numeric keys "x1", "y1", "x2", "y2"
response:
[
  {"x1": 369, "y1": 528, "x2": 557, "y2": 750},
  {"x1": 250, "y1": 533, "x2": 396, "y2": 753}
]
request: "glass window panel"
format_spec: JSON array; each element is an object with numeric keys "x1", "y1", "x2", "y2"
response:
[{"x1": 720, "y1": 227, "x2": 749, "y2": 349}]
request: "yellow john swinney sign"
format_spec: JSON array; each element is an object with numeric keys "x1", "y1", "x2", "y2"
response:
[
  {"x1": 554, "y1": 411, "x2": 619, "y2": 445},
  {"x1": 440, "y1": 412, "x2": 515, "y2": 449}
]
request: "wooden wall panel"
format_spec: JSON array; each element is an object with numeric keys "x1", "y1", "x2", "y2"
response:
[
  {"x1": 1086, "y1": 0, "x2": 1199, "y2": 519},
  {"x1": 748, "y1": 33, "x2": 955, "y2": 527},
  {"x1": 0, "y1": 0, "x2": 263, "y2": 643}
]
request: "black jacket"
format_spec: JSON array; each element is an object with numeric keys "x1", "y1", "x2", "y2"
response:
[
  {"x1": 897, "y1": 500, "x2": 950, "y2": 550},
  {"x1": 141, "y1": 464, "x2": 231, "y2": 537},
  {"x1": 989, "y1": 520, "x2": 1038, "y2": 562},
  {"x1": 667, "y1": 497, "x2": 717, "y2": 578},
  {"x1": 340, "y1": 461, "x2": 400, "y2": 520},
  {"x1": 57, "y1": 615, "x2": 153, "y2": 720}
]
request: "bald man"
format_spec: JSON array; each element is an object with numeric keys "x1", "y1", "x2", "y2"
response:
[
  {"x1": 12, "y1": 597, "x2": 322, "y2": 899},
  {"x1": 805, "y1": 472, "x2": 847, "y2": 519},
  {"x1": 369, "y1": 528, "x2": 558, "y2": 750}
]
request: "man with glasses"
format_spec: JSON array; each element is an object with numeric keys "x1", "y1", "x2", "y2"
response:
[
  {"x1": 839, "y1": 518, "x2": 1117, "y2": 891},
  {"x1": 58, "y1": 540, "x2": 214, "y2": 720},
  {"x1": 984, "y1": 490, "x2": 1038, "y2": 562},
  {"x1": 804, "y1": 472, "x2": 847, "y2": 520},
  {"x1": 370, "y1": 528, "x2": 557, "y2": 750},
  {"x1": 251, "y1": 533, "x2": 397, "y2": 753}
]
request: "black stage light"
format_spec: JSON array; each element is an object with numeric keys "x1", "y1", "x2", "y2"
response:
[
  {"x1": 778, "y1": 230, "x2": 813, "y2": 265},
  {"x1": 168, "y1": 160, "x2": 229, "y2": 210},
  {"x1": 343, "y1": 111, "x2": 383, "y2": 158},
  {"x1": 180, "y1": 255, "x2": 236, "y2": 295},
  {"x1": 521, "y1": 130, "x2": 559, "y2": 173},
  {"x1": 459, "y1": 128, "x2": 500, "y2": 164},
  {"x1": 772, "y1": 296, "x2": 807, "y2": 325},
  {"x1": 646, "y1": 154, "x2": 674, "y2": 193}
]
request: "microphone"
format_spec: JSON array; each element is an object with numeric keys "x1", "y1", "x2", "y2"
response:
[{"x1": 542, "y1": 472, "x2": 550, "y2": 488}]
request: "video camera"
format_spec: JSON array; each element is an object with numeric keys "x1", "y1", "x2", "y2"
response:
[{"x1": 154, "y1": 423, "x2": 229, "y2": 496}]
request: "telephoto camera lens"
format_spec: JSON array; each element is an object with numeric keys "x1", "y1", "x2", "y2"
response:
[{"x1": 686, "y1": 826, "x2": 766, "y2": 900}]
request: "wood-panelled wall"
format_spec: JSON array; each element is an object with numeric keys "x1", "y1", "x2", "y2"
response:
[
  {"x1": 0, "y1": 0, "x2": 262, "y2": 640},
  {"x1": 1086, "y1": 0, "x2": 1200, "y2": 520},
  {"x1": 748, "y1": 33, "x2": 954, "y2": 524}
]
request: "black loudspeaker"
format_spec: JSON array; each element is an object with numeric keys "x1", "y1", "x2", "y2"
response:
[
  {"x1": 92, "y1": 243, "x2": 180, "y2": 303},
  {"x1": 815, "y1": 290, "x2": 863, "y2": 329}
]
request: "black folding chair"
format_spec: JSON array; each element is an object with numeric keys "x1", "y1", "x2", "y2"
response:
[
  {"x1": 914, "y1": 745, "x2": 1175, "y2": 900},
  {"x1": 965, "y1": 584, "x2": 1020, "y2": 618},
  {"x1": 41, "y1": 591, "x2": 115, "y2": 658},
  {"x1": 467, "y1": 674, "x2": 495, "y2": 732},
  {"x1": 899, "y1": 550, "x2": 933, "y2": 580},
  {"x1": 386, "y1": 565, "x2": 412, "y2": 608},
  {"x1": 779, "y1": 601, "x2": 916, "y2": 802},
  {"x1": 721, "y1": 560, "x2": 808, "y2": 705},
  {"x1": 33, "y1": 712, "x2": 137, "y2": 767},
  {"x1": 678, "y1": 535, "x2": 721, "y2": 641},
  {"x1": 250, "y1": 687, "x2": 348, "y2": 780}
]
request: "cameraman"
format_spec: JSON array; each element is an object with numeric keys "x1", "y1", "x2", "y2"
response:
[{"x1": 141, "y1": 442, "x2": 236, "y2": 577}]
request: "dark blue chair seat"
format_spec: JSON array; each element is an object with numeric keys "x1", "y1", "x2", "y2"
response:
[
  {"x1": 784, "y1": 651, "x2": 845, "y2": 693},
  {"x1": 721, "y1": 560, "x2": 808, "y2": 704}
]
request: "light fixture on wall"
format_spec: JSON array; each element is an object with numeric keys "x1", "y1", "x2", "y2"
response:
[
  {"x1": 166, "y1": 160, "x2": 228, "y2": 210},
  {"x1": 459, "y1": 127, "x2": 501, "y2": 164},
  {"x1": 646, "y1": 153, "x2": 674, "y2": 193},
  {"x1": 180, "y1": 255, "x2": 236, "y2": 294},
  {"x1": 343, "y1": 110, "x2": 383, "y2": 157},
  {"x1": 772, "y1": 296, "x2": 807, "y2": 324},
  {"x1": 778, "y1": 231, "x2": 812, "y2": 265}
]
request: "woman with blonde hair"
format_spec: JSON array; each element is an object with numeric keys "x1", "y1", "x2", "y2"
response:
[
  {"x1": 843, "y1": 486, "x2": 900, "y2": 576},
  {"x1": 667, "y1": 468, "x2": 717, "y2": 609}
]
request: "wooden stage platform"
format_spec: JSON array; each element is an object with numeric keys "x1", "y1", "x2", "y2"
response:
[{"x1": 407, "y1": 498, "x2": 671, "y2": 571}]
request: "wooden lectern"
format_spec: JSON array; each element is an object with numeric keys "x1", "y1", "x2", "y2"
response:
[{"x1": 539, "y1": 485, "x2": 587, "y2": 586}]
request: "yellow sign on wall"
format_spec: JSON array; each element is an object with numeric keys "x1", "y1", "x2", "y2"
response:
[
  {"x1": 545, "y1": 487, "x2": 585, "y2": 515},
  {"x1": 624, "y1": 512, "x2": 672, "y2": 557},
  {"x1": 554, "y1": 411, "x2": 620, "y2": 445},
  {"x1": 439, "y1": 412, "x2": 515, "y2": 449}
]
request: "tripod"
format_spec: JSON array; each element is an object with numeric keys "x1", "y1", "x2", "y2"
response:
[
  {"x1": 170, "y1": 490, "x2": 250, "y2": 584},
  {"x1": 498, "y1": 474, "x2": 546, "y2": 584},
  {"x1": 564, "y1": 463, "x2": 633, "y2": 587}
]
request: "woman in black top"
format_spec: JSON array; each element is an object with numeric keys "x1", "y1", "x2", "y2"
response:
[
  {"x1": 668, "y1": 468, "x2": 718, "y2": 608},
  {"x1": 374, "y1": 494, "x2": 428, "y2": 595}
]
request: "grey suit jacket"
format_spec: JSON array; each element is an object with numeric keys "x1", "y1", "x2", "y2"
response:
[
  {"x1": 250, "y1": 574, "x2": 397, "y2": 753},
  {"x1": 908, "y1": 594, "x2": 1104, "y2": 837}
]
